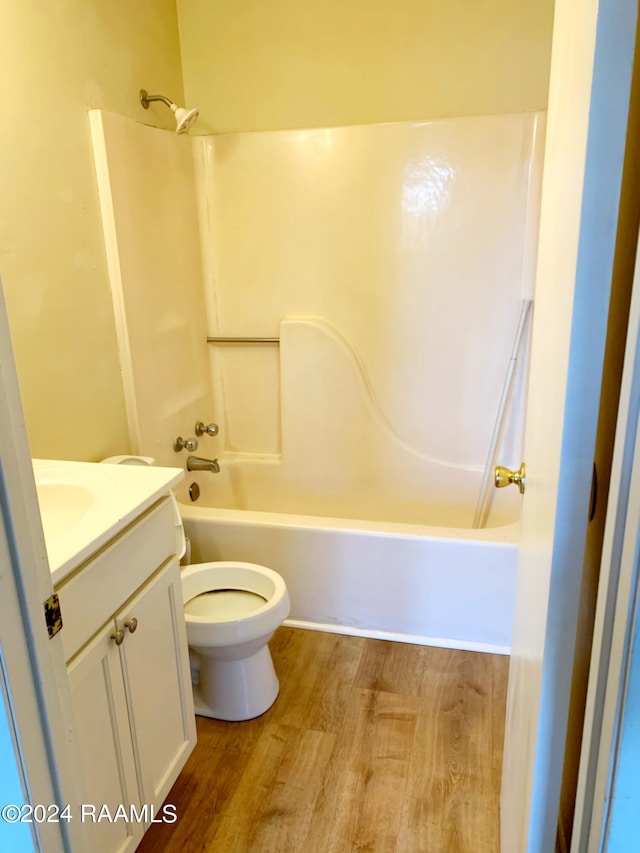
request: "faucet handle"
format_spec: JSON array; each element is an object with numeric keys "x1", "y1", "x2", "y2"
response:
[
  {"x1": 195, "y1": 421, "x2": 219, "y2": 437},
  {"x1": 174, "y1": 436, "x2": 199, "y2": 452}
]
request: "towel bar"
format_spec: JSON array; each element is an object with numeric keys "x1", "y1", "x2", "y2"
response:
[{"x1": 206, "y1": 336, "x2": 280, "y2": 344}]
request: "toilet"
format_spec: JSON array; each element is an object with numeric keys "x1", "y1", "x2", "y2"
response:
[
  {"x1": 102, "y1": 456, "x2": 291, "y2": 721},
  {"x1": 182, "y1": 560, "x2": 289, "y2": 720}
]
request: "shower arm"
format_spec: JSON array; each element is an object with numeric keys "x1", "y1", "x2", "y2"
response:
[{"x1": 139, "y1": 90, "x2": 173, "y2": 110}]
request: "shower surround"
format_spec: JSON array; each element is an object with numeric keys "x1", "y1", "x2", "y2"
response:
[{"x1": 91, "y1": 109, "x2": 544, "y2": 651}]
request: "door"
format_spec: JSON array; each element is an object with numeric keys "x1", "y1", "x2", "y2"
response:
[
  {"x1": 67, "y1": 623, "x2": 143, "y2": 853},
  {"x1": 568, "y1": 237, "x2": 640, "y2": 850},
  {"x1": 594, "y1": 395, "x2": 640, "y2": 844},
  {"x1": 0, "y1": 279, "x2": 82, "y2": 851},
  {"x1": 0, "y1": 513, "x2": 40, "y2": 853},
  {"x1": 118, "y1": 560, "x2": 196, "y2": 812},
  {"x1": 500, "y1": 1, "x2": 639, "y2": 851}
]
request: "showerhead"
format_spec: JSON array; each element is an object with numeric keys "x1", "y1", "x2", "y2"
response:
[
  {"x1": 172, "y1": 104, "x2": 199, "y2": 134},
  {"x1": 139, "y1": 89, "x2": 199, "y2": 135}
]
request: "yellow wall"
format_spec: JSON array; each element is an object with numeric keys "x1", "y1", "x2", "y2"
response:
[
  {"x1": 177, "y1": 0, "x2": 555, "y2": 133},
  {"x1": 0, "y1": 1, "x2": 184, "y2": 460}
]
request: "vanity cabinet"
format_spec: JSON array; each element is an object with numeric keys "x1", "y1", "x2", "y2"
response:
[{"x1": 57, "y1": 496, "x2": 196, "y2": 853}]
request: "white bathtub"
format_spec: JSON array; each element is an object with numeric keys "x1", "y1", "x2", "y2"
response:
[{"x1": 180, "y1": 499, "x2": 518, "y2": 655}]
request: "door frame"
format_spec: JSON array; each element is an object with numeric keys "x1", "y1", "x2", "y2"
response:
[
  {"x1": 500, "y1": 0, "x2": 638, "y2": 849},
  {"x1": 571, "y1": 233, "x2": 640, "y2": 850},
  {"x1": 0, "y1": 283, "x2": 82, "y2": 852}
]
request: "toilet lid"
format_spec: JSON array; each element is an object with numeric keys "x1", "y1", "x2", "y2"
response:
[{"x1": 184, "y1": 589, "x2": 267, "y2": 621}]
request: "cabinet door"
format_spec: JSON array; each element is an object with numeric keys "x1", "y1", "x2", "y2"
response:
[
  {"x1": 119, "y1": 559, "x2": 196, "y2": 813},
  {"x1": 67, "y1": 623, "x2": 144, "y2": 853}
]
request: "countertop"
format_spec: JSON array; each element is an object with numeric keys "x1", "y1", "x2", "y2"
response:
[{"x1": 33, "y1": 459, "x2": 184, "y2": 585}]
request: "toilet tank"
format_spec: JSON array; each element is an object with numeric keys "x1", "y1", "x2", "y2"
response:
[{"x1": 101, "y1": 455, "x2": 187, "y2": 560}]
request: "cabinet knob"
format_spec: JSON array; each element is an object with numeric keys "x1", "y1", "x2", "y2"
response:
[
  {"x1": 111, "y1": 628, "x2": 125, "y2": 646},
  {"x1": 125, "y1": 618, "x2": 138, "y2": 634}
]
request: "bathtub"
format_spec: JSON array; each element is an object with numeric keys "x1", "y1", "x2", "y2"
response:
[
  {"x1": 94, "y1": 108, "x2": 537, "y2": 656},
  {"x1": 179, "y1": 476, "x2": 518, "y2": 654}
]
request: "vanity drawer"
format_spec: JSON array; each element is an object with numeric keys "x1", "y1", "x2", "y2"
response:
[{"x1": 57, "y1": 497, "x2": 176, "y2": 661}]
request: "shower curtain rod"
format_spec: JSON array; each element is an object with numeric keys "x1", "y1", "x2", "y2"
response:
[{"x1": 472, "y1": 298, "x2": 533, "y2": 529}]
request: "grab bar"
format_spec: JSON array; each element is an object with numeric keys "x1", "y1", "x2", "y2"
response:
[{"x1": 206, "y1": 336, "x2": 280, "y2": 344}]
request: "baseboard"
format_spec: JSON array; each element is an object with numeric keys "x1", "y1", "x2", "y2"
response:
[{"x1": 283, "y1": 618, "x2": 511, "y2": 655}]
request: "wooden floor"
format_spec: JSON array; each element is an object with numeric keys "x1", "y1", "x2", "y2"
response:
[{"x1": 137, "y1": 628, "x2": 508, "y2": 853}]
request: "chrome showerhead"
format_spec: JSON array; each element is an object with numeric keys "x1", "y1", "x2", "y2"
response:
[{"x1": 139, "y1": 89, "x2": 199, "y2": 135}]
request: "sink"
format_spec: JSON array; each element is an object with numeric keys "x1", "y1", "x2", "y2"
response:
[
  {"x1": 33, "y1": 461, "x2": 112, "y2": 546},
  {"x1": 32, "y1": 459, "x2": 184, "y2": 584},
  {"x1": 35, "y1": 482, "x2": 94, "y2": 542}
]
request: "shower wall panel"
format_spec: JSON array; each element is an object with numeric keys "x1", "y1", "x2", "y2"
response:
[
  {"x1": 195, "y1": 114, "x2": 544, "y2": 516},
  {"x1": 91, "y1": 111, "x2": 213, "y2": 466}
]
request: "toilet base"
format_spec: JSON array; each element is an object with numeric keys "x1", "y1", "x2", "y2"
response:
[{"x1": 192, "y1": 644, "x2": 280, "y2": 721}]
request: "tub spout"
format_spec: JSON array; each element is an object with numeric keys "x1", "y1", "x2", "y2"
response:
[{"x1": 186, "y1": 455, "x2": 220, "y2": 474}]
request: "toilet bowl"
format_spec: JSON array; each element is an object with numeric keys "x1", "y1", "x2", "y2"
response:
[
  {"x1": 182, "y1": 561, "x2": 290, "y2": 720},
  {"x1": 101, "y1": 455, "x2": 291, "y2": 721}
]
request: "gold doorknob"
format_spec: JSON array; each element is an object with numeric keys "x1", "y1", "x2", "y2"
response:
[{"x1": 495, "y1": 463, "x2": 526, "y2": 495}]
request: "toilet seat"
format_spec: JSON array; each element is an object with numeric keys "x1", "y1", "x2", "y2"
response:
[
  {"x1": 181, "y1": 561, "x2": 290, "y2": 649},
  {"x1": 185, "y1": 589, "x2": 267, "y2": 621}
]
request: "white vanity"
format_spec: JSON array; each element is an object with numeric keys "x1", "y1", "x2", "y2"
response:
[{"x1": 33, "y1": 460, "x2": 196, "y2": 853}]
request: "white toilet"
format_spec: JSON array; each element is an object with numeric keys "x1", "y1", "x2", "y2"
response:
[
  {"x1": 102, "y1": 456, "x2": 291, "y2": 721},
  {"x1": 182, "y1": 560, "x2": 290, "y2": 720}
]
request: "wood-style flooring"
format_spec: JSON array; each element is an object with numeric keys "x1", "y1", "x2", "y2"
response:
[{"x1": 137, "y1": 627, "x2": 508, "y2": 853}]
